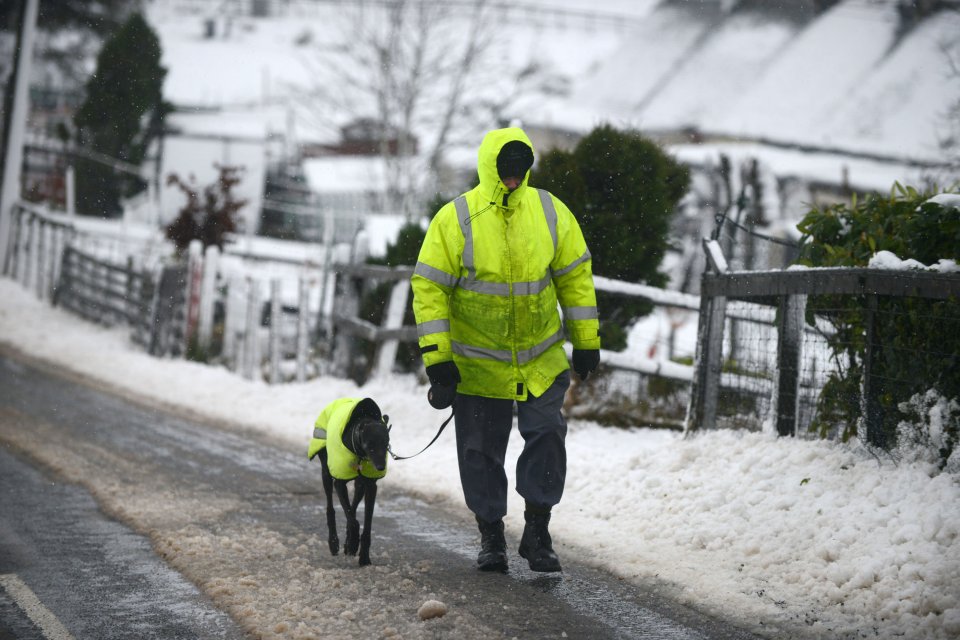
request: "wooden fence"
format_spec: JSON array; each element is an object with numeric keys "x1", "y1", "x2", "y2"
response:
[
  {"x1": 12, "y1": 200, "x2": 870, "y2": 434},
  {"x1": 3, "y1": 203, "x2": 76, "y2": 300},
  {"x1": 688, "y1": 239, "x2": 960, "y2": 445},
  {"x1": 53, "y1": 246, "x2": 157, "y2": 343}
]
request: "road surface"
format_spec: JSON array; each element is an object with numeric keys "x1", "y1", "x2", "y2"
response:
[{"x1": 0, "y1": 348, "x2": 762, "y2": 639}]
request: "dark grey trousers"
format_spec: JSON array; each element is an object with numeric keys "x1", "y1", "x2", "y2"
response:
[{"x1": 453, "y1": 371, "x2": 571, "y2": 523}]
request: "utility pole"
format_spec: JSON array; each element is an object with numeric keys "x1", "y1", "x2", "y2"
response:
[{"x1": 0, "y1": 0, "x2": 40, "y2": 270}]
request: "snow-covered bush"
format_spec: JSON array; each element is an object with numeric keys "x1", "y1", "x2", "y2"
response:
[
  {"x1": 796, "y1": 185, "x2": 960, "y2": 450},
  {"x1": 897, "y1": 390, "x2": 960, "y2": 473}
]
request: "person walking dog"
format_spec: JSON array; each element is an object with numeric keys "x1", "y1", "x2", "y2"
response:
[{"x1": 411, "y1": 127, "x2": 600, "y2": 572}]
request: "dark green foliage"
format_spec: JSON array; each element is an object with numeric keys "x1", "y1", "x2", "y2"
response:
[
  {"x1": 369, "y1": 221, "x2": 426, "y2": 267},
  {"x1": 165, "y1": 165, "x2": 247, "y2": 254},
  {"x1": 0, "y1": 0, "x2": 125, "y2": 34},
  {"x1": 73, "y1": 12, "x2": 167, "y2": 216},
  {"x1": 796, "y1": 185, "x2": 960, "y2": 464},
  {"x1": 534, "y1": 124, "x2": 690, "y2": 350}
]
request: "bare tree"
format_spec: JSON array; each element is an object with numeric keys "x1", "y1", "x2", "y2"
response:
[{"x1": 293, "y1": 0, "x2": 556, "y2": 218}]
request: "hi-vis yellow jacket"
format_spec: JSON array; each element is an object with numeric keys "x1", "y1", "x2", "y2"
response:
[
  {"x1": 411, "y1": 127, "x2": 600, "y2": 401},
  {"x1": 307, "y1": 397, "x2": 387, "y2": 480}
]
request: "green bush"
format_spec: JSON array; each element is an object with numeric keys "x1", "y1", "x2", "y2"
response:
[
  {"x1": 534, "y1": 124, "x2": 689, "y2": 350},
  {"x1": 74, "y1": 12, "x2": 168, "y2": 216},
  {"x1": 795, "y1": 185, "x2": 960, "y2": 465}
]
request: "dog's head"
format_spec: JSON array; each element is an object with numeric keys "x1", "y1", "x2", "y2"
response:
[{"x1": 356, "y1": 416, "x2": 390, "y2": 472}]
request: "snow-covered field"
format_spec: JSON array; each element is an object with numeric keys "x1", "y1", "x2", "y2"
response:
[{"x1": 1, "y1": 277, "x2": 957, "y2": 639}]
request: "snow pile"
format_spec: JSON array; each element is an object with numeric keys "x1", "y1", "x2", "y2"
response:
[
  {"x1": 1, "y1": 278, "x2": 958, "y2": 639},
  {"x1": 925, "y1": 194, "x2": 960, "y2": 212},
  {"x1": 868, "y1": 250, "x2": 959, "y2": 274}
]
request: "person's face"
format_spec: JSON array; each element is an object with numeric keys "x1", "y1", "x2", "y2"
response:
[{"x1": 502, "y1": 175, "x2": 523, "y2": 191}]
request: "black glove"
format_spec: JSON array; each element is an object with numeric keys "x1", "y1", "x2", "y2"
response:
[
  {"x1": 428, "y1": 383, "x2": 456, "y2": 410},
  {"x1": 426, "y1": 361, "x2": 460, "y2": 388},
  {"x1": 426, "y1": 361, "x2": 460, "y2": 410},
  {"x1": 572, "y1": 349, "x2": 600, "y2": 381}
]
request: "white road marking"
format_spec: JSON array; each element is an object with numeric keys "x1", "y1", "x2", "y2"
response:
[{"x1": 0, "y1": 573, "x2": 76, "y2": 640}]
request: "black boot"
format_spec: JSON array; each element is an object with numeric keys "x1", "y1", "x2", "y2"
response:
[
  {"x1": 518, "y1": 508, "x2": 561, "y2": 572},
  {"x1": 475, "y1": 516, "x2": 508, "y2": 572}
]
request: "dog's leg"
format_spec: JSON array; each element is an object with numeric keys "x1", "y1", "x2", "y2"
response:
[
  {"x1": 335, "y1": 479, "x2": 361, "y2": 556},
  {"x1": 359, "y1": 478, "x2": 378, "y2": 566},
  {"x1": 346, "y1": 480, "x2": 365, "y2": 556},
  {"x1": 318, "y1": 449, "x2": 338, "y2": 555}
]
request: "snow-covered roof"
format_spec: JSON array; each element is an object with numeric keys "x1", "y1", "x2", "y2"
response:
[{"x1": 301, "y1": 156, "x2": 388, "y2": 194}]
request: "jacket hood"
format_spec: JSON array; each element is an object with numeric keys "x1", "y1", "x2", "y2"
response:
[{"x1": 477, "y1": 127, "x2": 535, "y2": 209}]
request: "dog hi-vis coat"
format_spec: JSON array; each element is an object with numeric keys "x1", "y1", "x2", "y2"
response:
[{"x1": 307, "y1": 397, "x2": 387, "y2": 480}]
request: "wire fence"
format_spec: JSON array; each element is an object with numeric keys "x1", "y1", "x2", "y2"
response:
[{"x1": 691, "y1": 242, "x2": 960, "y2": 446}]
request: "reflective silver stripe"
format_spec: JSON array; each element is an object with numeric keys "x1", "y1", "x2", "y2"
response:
[
  {"x1": 459, "y1": 278, "x2": 510, "y2": 295},
  {"x1": 553, "y1": 249, "x2": 591, "y2": 278},
  {"x1": 455, "y1": 191, "x2": 555, "y2": 297},
  {"x1": 452, "y1": 340, "x2": 513, "y2": 363},
  {"x1": 517, "y1": 328, "x2": 565, "y2": 364},
  {"x1": 563, "y1": 306, "x2": 598, "y2": 320},
  {"x1": 538, "y1": 189, "x2": 558, "y2": 255},
  {"x1": 313, "y1": 427, "x2": 328, "y2": 440},
  {"x1": 417, "y1": 319, "x2": 450, "y2": 337},
  {"x1": 513, "y1": 273, "x2": 552, "y2": 296},
  {"x1": 414, "y1": 261, "x2": 458, "y2": 288},
  {"x1": 454, "y1": 196, "x2": 475, "y2": 280}
]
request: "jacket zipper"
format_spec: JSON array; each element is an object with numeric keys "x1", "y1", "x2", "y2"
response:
[{"x1": 503, "y1": 214, "x2": 521, "y2": 391}]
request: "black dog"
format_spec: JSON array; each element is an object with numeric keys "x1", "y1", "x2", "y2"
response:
[{"x1": 309, "y1": 398, "x2": 391, "y2": 567}]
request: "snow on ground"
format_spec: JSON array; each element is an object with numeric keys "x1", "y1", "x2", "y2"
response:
[{"x1": 1, "y1": 278, "x2": 958, "y2": 639}]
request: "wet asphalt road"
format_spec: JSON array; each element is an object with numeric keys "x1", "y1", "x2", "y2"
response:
[
  {"x1": 0, "y1": 446, "x2": 244, "y2": 640},
  {"x1": 0, "y1": 349, "x2": 764, "y2": 640}
]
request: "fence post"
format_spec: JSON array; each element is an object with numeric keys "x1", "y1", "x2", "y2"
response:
[
  {"x1": 148, "y1": 264, "x2": 188, "y2": 358},
  {"x1": 268, "y1": 278, "x2": 282, "y2": 384},
  {"x1": 46, "y1": 223, "x2": 61, "y2": 300},
  {"x1": 242, "y1": 278, "x2": 260, "y2": 380},
  {"x1": 133, "y1": 264, "x2": 157, "y2": 348},
  {"x1": 34, "y1": 219, "x2": 46, "y2": 300},
  {"x1": 15, "y1": 210, "x2": 29, "y2": 283},
  {"x1": 686, "y1": 239, "x2": 728, "y2": 431},
  {"x1": 295, "y1": 275, "x2": 309, "y2": 382},
  {"x1": 65, "y1": 165, "x2": 76, "y2": 217},
  {"x1": 372, "y1": 279, "x2": 410, "y2": 378},
  {"x1": 125, "y1": 256, "x2": 136, "y2": 322},
  {"x1": 23, "y1": 213, "x2": 38, "y2": 290},
  {"x1": 862, "y1": 294, "x2": 886, "y2": 447},
  {"x1": 3, "y1": 208, "x2": 19, "y2": 277},
  {"x1": 317, "y1": 209, "x2": 335, "y2": 341},
  {"x1": 52, "y1": 245, "x2": 72, "y2": 308},
  {"x1": 775, "y1": 294, "x2": 806, "y2": 437},
  {"x1": 332, "y1": 269, "x2": 360, "y2": 379},
  {"x1": 183, "y1": 240, "x2": 204, "y2": 354},
  {"x1": 222, "y1": 276, "x2": 243, "y2": 371},
  {"x1": 196, "y1": 244, "x2": 220, "y2": 356}
]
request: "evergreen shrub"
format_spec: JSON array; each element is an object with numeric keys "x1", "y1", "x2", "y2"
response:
[
  {"x1": 796, "y1": 185, "x2": 960, "y2": 466},
  {"x1": 534, "y1": 124, "x2": 689, "y2": 350},
  {"x1": 74, "y1": 12, "x2": 167, "y2": 216}
]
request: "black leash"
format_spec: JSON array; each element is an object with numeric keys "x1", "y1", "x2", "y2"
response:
[{"x1": 387, "y1": 408, "x2": 455, "y2": 461}]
